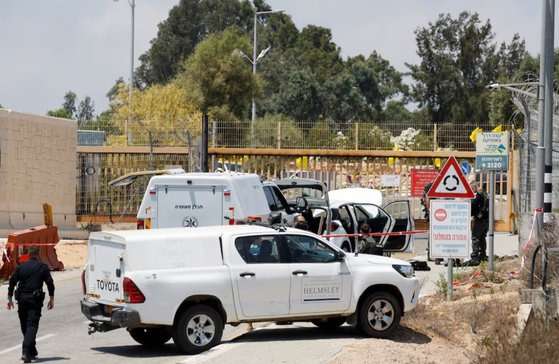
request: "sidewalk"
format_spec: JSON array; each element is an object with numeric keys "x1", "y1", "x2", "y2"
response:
[{"x1": 403, "y1": 233, "x2": 519, "y2": 296}]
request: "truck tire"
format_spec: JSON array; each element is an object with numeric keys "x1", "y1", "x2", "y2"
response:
[
  {"x1": 358, "y1": 291, "x2": 401, "y2": 338},
  {"x1": 311, "y1": 317, "x2": 346, "y2": 330},
  {"x1": 173, "y1": 304, "x2": 223, "y2": 354},
  {"x1": 128, "y1": 327, "x2": 172, "y2": 347}
]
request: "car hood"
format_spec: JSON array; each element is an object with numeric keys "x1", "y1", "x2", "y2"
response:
[{"x1": 347, "y1": 253, "x2": 411, "y2": 266}]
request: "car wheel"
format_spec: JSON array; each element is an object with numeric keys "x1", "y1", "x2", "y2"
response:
[
  {"x1": 312, "y1": 317, "x2": 346, "y2": 330},
  {"x1": 128, "y1": 327, "x2": 172, "y2": 347},
  {"x1": 358, "y1": 291, "x2": 401, "y2": 338},
  {"x1": 341, "y1": 242, "x2": 351, "y2": 252},
  {"x1": 173, "y1": 304, "x2": 223, "y2": 354}
]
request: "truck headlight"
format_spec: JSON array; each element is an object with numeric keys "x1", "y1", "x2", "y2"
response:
[{"x1": 392, "y1": 264, "x2": 414, "y2": 278}]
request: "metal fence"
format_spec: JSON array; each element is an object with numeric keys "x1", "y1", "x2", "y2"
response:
[
  {"x1": 76, "y1": 148, "x2": 512, "y2": 229},
  {"x1": 79, "y1": 120, "x2": 500, "y2": 151},
  {"x1": 509, "y1": 82, "x2": 559, "y2": 214}
]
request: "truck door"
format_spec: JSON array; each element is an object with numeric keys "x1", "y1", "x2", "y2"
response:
[
  {"x1": 284, "y1": 234, "x2": 351, "y2": 315},
  {"x1": 156, "y1": 185, "x2": 224, "y2": 228},
  {"x1": 229, "y1": 234, "x2": 291, "y2": 318},
  {"x1": 382, "y1": 200, "x2": 414, "y2": 253}
]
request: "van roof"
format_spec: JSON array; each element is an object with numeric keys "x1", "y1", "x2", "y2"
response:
[
  {"x1": 147, "y1": 172, "x2": 261, "y2": 185},
  {"x1": 90, "y1": 225, "x2": 276, "y2": 244}
]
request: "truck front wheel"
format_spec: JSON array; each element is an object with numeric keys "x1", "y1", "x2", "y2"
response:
[
  {"x1": 358, "y1": 291, "x2": 401, "y2": 338},
  {"x1": 173, "y1": 304, "x2": 223, "y2": 354},
  {"x1": 128, "y1": 327, "x2": 171, "y2": 347}
]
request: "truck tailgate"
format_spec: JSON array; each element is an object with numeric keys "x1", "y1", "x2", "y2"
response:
[{"x1": 87, "y1": 238, "x2": 125, "y2": 304}]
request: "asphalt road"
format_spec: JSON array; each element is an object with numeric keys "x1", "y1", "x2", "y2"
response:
[
  {"x1": 0, "y1": 269, "x2": 356, "y2": 363},
  {"x1": 0, "y1": 235, "x2": 518, "y2": 363}
]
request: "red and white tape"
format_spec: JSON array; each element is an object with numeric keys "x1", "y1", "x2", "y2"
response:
[{"x1": 322, "y1": 230, "x2": 429, "y2": 239}]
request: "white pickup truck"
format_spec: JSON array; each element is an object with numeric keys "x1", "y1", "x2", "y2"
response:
[{"x1": 81, "y1": 225, "x2": 419, "y2": 354}]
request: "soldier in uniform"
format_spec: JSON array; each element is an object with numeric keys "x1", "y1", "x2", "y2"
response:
[
  {"x1": 6, "y1": 246, "x2": 55, "y2": 363},
  {"x1": 467, "y1": 181, "x2": 489, "y2": 266}
]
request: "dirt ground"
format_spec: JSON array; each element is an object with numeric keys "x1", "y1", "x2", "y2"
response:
[
  {"x1": 55, "y1": 240, "x2": 88, "y2": 270},
  {"x1": 330, "y1": 326, "x2": 471, "y2": 364},
  {"x1": 332, "y1": 258, "x2": 524, "y2": 364}
]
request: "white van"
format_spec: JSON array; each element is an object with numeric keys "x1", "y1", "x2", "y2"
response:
[{"x1": 136, "y1": 173, "x2": 271, "y2": 228}]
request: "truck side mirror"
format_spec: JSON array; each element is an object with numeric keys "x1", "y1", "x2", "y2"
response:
[
  {"x1": 295, "y1": 196, "x2": 308, "y2": 213},
  {"x1": 336, "y1": 250, "x2": 346, "y2": 262}
]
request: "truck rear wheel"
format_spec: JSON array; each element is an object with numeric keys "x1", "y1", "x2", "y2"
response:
[
  {"x1": 128, "y1": 327, "x2": 171, "y2": 347},
  {"x1": 173, "y1": 304, "x2": 223, "y2": 354},
  {"x1": 311, "y1": 317, "x2": 346, "y2": 330},
  {"x1": 358, "y1": 291, "x2": 401, "y2": 338}
]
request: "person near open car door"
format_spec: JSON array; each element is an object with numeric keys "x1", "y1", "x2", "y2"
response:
[{"x1": 357, "y1": 223, "x2": 383, "y2": 255}]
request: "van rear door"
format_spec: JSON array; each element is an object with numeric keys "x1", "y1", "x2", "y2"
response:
[
  {"x1": 157, "y1": 186, "x2": 224, "y2": 228},
  {"x1": 87, "y1": 236, "x2": 125, "y2": 304}
]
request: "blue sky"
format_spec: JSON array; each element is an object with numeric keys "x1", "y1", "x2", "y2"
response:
[{"x1": 0, "y1": 0, "x2": 548, "y2": 116}]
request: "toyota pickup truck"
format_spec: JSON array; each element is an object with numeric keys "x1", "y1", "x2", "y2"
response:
[{"x1": 81, "y1": 225, "x2": 419, "y2": 354}]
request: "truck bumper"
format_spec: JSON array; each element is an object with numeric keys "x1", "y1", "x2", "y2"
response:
[{"x1": 81, "y1": 300, "x2": 141, "y2": 328}]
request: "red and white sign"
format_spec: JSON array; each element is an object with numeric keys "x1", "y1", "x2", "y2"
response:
[
  {"x1": 426, "y1": 156, "x2": 475, "y2": 199},
  {"x1": 410, "y1": 169, "x2": 439, "y2": 197},
  {"x1": 434, "y1": 208, "x2": 447, "y2": 222},
  {"x1": 429, "y1": 200, "x2": 471, "y2": 259}
]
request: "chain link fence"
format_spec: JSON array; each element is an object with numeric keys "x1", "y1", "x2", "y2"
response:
[
  {"x1": 78, "y1": 120, "x2": 499, "y2": 151},
  {"x1": 508, "y1": 81, "x2": 559, "y2": 214}
]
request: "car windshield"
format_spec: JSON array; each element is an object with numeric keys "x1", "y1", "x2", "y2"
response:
[{"x1": 280, "y1": 186, "x2": 325, "y2": 200}]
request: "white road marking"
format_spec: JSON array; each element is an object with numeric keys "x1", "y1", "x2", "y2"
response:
[
  {"x1": 179, "y1": 326, "x2": 268, "y2": 363},
  {"x1": 0, "y1": 334, "x2": 56, "y2": 355},
  {"x1": 178, "y1": 342, "x2": 241, "y2": 363}
]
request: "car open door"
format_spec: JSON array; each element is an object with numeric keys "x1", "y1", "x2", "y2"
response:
[{"x1": 382, "y1": 200, "x2": 414, "y2": 253}]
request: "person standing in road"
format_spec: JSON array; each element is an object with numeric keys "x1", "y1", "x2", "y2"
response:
[
  {"x1": 6, "y1": 245, "x2": 55, "y2": 363},
  {"x1": 467, "y1": 181, "x2": 489, "y2": 266}
]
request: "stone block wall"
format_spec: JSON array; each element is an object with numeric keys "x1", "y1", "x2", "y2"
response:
[{"x1": 0, "y1": 109, "x2": 76, "y2": 233}]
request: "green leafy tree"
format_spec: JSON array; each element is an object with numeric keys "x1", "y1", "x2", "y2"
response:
[
  {"x1": 347, "y1": 52, "x2": 408, "y2": 120},
  {"x1": 137, "y1": 0, "x2": 255, "y2": 86},
  {"x1": 77, "y1": 96, "x2": 95, "y2": 126},
  {"x1": 175, "y1": 28, "x2": 258, "y2": 119},
  {"x1": 106, "y1": 77, "x2": 126, "y2": 102},
  {"x1": 304, "y1": 121, "x2": 336, "y2": 149},
  {"x1": 407, "y1": 12, "x2": 499, "y2": 124},
  {"x1": 63, "y1": 91, "x2": 77, "y2": 118},
  {"x1": 46, "y1": 108, "x2": 72, "y2": 119}
]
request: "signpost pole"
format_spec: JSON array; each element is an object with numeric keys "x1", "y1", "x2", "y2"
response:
[
  {"x1": 488, "y1": 170, "x2": 495, "y2": 272},
  {"x1": 447, "y1": 256, "x2": 453, "y2": 301}
]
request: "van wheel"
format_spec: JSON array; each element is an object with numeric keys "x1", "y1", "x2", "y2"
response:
[
  {"x1": 173, "y1": 305, "x2": 223, "y2": 354},
  {"x1": 312, "y1": 317, "x2": 346, "y2": 330},
  {"x1": 341, "y1": 242, "x2": 351, "y2": 252},
  {"x1": 128, "y1": 327, "x2": 171, "y2": 347},
  {"x1": 358, "y1": 291, "x2": 401, "y2": 338}
]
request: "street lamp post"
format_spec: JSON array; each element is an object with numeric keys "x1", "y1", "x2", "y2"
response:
[
  {"x1": 114, "y1": 0, "x2": 136, "y2": 146},
  {"x1": 250, "y1": 8, "x2": 284, "y2": 122}
]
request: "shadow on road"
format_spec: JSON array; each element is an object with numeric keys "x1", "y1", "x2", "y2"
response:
[
  {"x1": 34, "y1": 357, "x2": 71, "y2": 362},
  {"x1": 231, "y1": 324, "x2": 432, "y2": 345},
  {"x1": 89, "y1": 325, "x2": 431, "y2": 358},
  {"x1": 91, "y1": 343, "x2": 181, "y2": 358},
  {"x1": 389, "y1": 326, "x2": 431, "y2": 344}
]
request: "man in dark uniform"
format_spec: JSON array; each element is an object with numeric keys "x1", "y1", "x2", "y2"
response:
[
  {"x1": 468, "y1": 181, "x2": 489, "y2": 265},
  {"x1": 6, "y1": 245, "x2": 55, "y2": 363}
]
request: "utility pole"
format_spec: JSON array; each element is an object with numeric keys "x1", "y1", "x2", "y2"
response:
[
  {"x1": 535, "y1": 0, "x2": 551, "y2": 234},
  {"x1": 544, "y1": 0, "x2": 555, "y2": 224}
]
